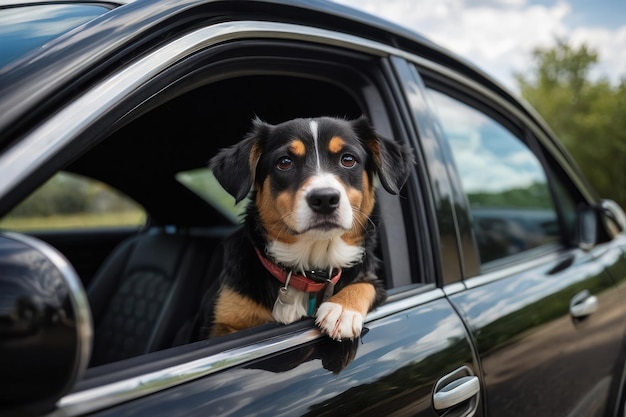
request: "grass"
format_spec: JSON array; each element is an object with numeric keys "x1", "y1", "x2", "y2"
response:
[{"x1": 0, "y1": 211, "x2": 146, "y2": 231}]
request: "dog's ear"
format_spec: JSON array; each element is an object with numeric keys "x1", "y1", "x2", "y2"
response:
[
  {"x1": 209, "y1": 118, "x2": 270, "y2": 203},
  {"x1": 352, "y1": 116, "x2": 415, "y2": 195}
]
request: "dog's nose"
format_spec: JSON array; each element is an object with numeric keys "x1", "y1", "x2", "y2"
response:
[{"x1": 307, "y1": 188, "x2": 341, "y2": 214}]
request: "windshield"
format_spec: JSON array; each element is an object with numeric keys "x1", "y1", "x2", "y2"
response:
[{"x1": 0, "y1": 3, "x2": 111, "y2": 68}]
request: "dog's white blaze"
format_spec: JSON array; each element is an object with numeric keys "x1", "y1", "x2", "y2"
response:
[{"x1": 309, "y1": 119, "x2": 321, "y2": 171}]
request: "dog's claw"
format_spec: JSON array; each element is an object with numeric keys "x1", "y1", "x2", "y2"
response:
[{"x1": 316, "y1": 302, "x2": 363, "y2": 340}]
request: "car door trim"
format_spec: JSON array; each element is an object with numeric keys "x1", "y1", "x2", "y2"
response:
[
  {"x1": 58, "y1": 287, "x2": 444, "y2": 415},
  {"x1": 464, "y1": 247, "x2": 567, "y2": 289}
]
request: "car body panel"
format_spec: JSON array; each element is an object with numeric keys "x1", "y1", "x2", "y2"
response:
[
  {"x1": 390, "y1": 42, "x2": 626, "y2": 417},
  {"x1": 0, "y1": 3, "x2": 112, "y2": 68},
  {"x1": 83, "y1": 295, "x2": 480, "y2": 417},
  {"x1": 450, "y1": 246, "x2": 626, "y2": 417},
  {"x1": 0, "y1": 1, "x2": 624, "y2": 416}
]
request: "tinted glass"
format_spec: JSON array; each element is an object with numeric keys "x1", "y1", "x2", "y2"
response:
[
  {"x1": 428, "y1": 89, "x2": 561, "y2": 264},
  {"x1": 176, "y1": 168, "x2": 248, "y2": 223},
  {"x1": 0, "y1": 172, "x2": 145, "y2": 231},
  {"x1": 0, "y1": 4, "x2": 109, "y2": 68}
]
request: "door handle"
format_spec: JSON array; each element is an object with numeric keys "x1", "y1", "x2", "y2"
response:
[
  {"x1": 433, "y1": 375, "x2": 480, "y2": 410},
  {"x1": 570, "y1": 290, "x2": 599, "y2": 318},
  {"x1": 433, "y1": 366, "x2": 480, "y2": 415}
]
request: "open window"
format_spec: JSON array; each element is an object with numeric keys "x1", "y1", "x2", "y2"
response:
[{"x1": 2, "y1": 39, "x2": 420, "y2": 377}]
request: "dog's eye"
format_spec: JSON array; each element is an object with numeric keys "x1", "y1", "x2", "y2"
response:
[
  {"x1": 276, "y1": 156, "x2": 293, "y2": 171},
  {"x1": 340, "y1": 154, "x2": 357, "y2": 168}
]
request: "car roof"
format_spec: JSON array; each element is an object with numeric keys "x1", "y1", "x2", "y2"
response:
[{"x1": 0, "y1": 0, "x2": 521, "y2": 144}]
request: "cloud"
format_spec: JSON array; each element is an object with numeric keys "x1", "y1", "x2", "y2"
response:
[
  {"x1": 570, "y1": 25, "x2": 626, "y2": 83},
  {"x1": 331, "y1": 0, "x2": 625, "y2": 91}
]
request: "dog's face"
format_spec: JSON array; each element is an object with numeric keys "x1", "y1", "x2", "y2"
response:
[
  {"x1": 211, "y1": 116, "x2": 413, "y2": 269},
  {"x1": 254, "y1": 118, "x2": 373, "y2": 242}
]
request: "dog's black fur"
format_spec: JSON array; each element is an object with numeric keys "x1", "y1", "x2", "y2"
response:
[{"x1": 190, "y1": 116, "x2": 413, "y2": 341}]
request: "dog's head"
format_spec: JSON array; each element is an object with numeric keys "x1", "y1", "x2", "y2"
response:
[{"x1": 210, "y1": 116, "x2": 414, "y2": 268}]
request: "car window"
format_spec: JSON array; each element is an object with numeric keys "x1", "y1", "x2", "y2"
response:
[
  {"x1": 176, "y1": 168, "x2": 248, "y2": 223},
  {"x1": 427, "y1": 89, "x2": 561, "y2": 265},
  {"x1": 0, "y1": 171, "x2": 146, "y2": 231},
  {"x1": 0, "y1": 4, "x2": 111, "y2": 68}
]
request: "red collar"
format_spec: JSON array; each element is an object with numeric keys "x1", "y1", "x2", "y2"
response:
[{"x1": 255, "y1": 248, "x2": 342, "y2": 292}]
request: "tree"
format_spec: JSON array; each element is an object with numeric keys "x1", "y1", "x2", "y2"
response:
[{"x1": 515, "y1": 40, "x2": 626, "y2": 209}]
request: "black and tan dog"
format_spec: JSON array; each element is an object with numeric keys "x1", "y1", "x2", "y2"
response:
[{"x1": 193, "y1": 116, "x2": 413, "y2": 341}]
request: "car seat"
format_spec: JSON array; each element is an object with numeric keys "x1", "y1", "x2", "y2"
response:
[{"x1": 86, "y1": 228, "x2": 222, "y2": 366}]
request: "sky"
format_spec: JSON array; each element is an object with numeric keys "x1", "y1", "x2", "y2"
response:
[{"x1": 330, "y1": 0, "x2": 626, "y2": 93}]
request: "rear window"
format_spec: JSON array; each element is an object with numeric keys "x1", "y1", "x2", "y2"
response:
[
  {"x1": 0, "y1": 3, "x2": 111, "y2": 67},
  {"x1": 176, "y1": 168, "x2": 248, "y2": 223},
  {"x1": 0, "y1": 172, "x2": 146, "y2": 231}
]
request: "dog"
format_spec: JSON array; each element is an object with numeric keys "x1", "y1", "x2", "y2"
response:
[{"x1": 191, "y1": 116, "x2": 413, "y2": 341}]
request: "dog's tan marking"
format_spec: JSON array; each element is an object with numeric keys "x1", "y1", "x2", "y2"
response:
[
  {"x1": 256, "y1": 178, "x2": 298, "y2": 244},
  {"x1": 327, "y1": 282, "x2": 376, "y2": 317},
  {"x1": 342, "y1": 172, "x2": 375, "y2": 246},
  {"x1": 328, "y1": 136, "x2": 345, "y2": 153},
  {"x1": 290, "y1": 139, "x2": 306, "y2": 157},
  {"x1": 210, "y1": 286, "x2": 273, "y2": 337}
]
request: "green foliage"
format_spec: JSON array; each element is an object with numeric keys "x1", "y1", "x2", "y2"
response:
[
  {"x1": 6, "y1": 172, "x2": 142, "y2": 218},
  {"x1": 468, "y1": 181, "x2": 553, "y2": 209},
  {"x1": 515, "y1": 40, "x2": 626, "y2": 209}
]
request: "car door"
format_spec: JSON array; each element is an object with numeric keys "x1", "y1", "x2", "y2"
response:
[
  {"x1": 0, "y1": 9, "x2": 484, "y2": 416},
  {"x1": 74, "y1": 297, "x2": 479, "y2": 417},
  {"x1": 392, "y1": 58, "x2": 626, "y2": 416}
]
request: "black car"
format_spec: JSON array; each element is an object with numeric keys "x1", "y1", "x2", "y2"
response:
[{"x1": 1, "y1": 1, "x2": 625, "y2": 416}]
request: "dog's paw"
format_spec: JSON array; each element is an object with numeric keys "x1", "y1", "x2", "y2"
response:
[{"x1": 315, "y1": 302, "x2": 364, "y2": 340}]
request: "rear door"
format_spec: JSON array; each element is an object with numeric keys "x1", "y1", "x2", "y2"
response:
[{"x1": 395, "y1": 58, "x2": 626, "y2": 416}]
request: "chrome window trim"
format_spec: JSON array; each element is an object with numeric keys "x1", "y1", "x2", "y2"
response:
[
  {"x1": 0, "y1": 20, "x2": 392, "y2": 200},
  {"x1": 59, "y1": 288, "x2": 444, "y2": 415},
  {"x1": 0, "y1": 20, "x2": 592, "y2": 203},
  {"x1": 464, "y1": 248, "x2": 565, "y2": 289}
]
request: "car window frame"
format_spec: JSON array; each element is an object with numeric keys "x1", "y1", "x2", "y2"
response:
[
  {"x1": 0, "y1": 21, "x2": 443, "y2": 415},
  {"x1": 424, "y1": 85, "x2": 565, "y2": 266},
  {"x1": 415, "y1": 68, "x2": 587, "y2": 276}
]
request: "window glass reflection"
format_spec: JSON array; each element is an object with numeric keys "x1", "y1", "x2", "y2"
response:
[
  {"x1": 0, "y1": 4, "x2": 108, "y2": 68},
  {"x1": 427, "y1": 89, "x2": 561, "y2": 264}
]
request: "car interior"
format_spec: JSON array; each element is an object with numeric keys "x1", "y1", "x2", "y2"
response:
[
  {"x1": 75, "y1": 74, "x2": 369, "y2": 367},
  {"x1": 6, "y1": 70, "x2": 416, "y2": 371}
]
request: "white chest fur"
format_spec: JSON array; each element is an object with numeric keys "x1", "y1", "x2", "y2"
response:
[{"x1": 267, "y1": 235, "x2": 364, "y2": 272}]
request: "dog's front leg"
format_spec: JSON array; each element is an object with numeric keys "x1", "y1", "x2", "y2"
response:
[{"x1": 315, "y1": 282, "x2": 376, "y2": 340}]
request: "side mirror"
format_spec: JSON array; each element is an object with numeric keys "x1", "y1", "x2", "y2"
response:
[
  {"x1": 601, "y1": 199, "x2": 626, "y2": 237},
  {"x1": 0, "y1": 231, "x2": 92, "y2": 416},
  {"x1": 577, "y1": 200, "x2": 626, "y2": 250},
  {"x1": 577, "y1": 206, "x2": 598, "y2": 251}
]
